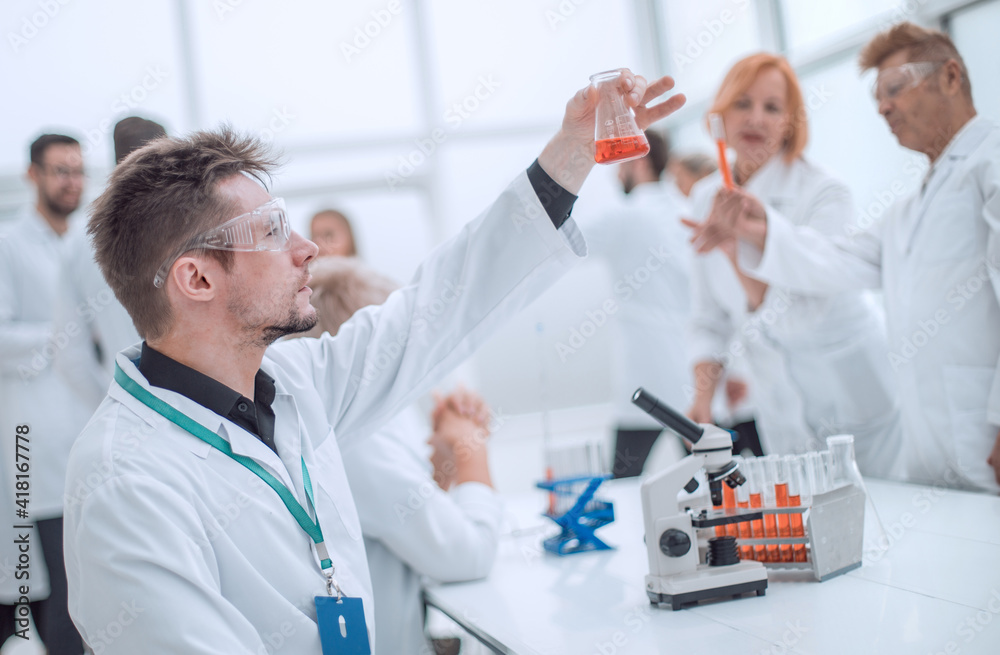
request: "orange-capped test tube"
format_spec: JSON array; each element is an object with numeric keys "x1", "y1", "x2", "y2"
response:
[{"x1": 708, "y1": 113, "x2": 735, "y2": 190}]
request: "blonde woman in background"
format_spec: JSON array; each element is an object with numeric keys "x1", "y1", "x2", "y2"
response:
[{"x1": 683, "y1": 53, "x2": 902, "y2": 477}]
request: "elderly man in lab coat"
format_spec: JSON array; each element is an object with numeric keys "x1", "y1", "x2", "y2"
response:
[
  {"x1": 690, "y1": 23, "x2": 1000, "y2": 493},
  {"x1": 62, "y1": 72, "x2": 685, "y2": 653}
]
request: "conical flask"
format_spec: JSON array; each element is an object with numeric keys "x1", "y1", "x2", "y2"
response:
[{"x1": 590, "y1": 69, "x2": 649, "y2": 164}]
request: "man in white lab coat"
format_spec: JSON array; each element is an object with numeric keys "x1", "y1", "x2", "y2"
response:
[
  {"x1": 0, "y1": 134, "x2": 88, "y2": 652},
  {"x1": 690, "y1": 23, "x2": 1000, "y2": 492},
  {"x1": 584, "y1": 130, "x2": 693, "y2": 477},
  {"x1": 62, "y1": 72, "x2": 685, "y2": 653}
]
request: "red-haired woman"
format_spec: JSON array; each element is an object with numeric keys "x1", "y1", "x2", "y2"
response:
[{"x1": 684, "y1": 53, "x2": 901, "y2": 478}]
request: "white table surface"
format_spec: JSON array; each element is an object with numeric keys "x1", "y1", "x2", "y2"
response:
[{"x1": 424, "y1": 478, "x2": 1000, "y2": 654}]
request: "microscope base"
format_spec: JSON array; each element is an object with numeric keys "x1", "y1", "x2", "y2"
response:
[{"x1": 646, "y1": 562, "x2": 768, "y2": 611}]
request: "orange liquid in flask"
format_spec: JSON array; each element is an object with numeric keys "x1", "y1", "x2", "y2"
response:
[{"x1": 595, "y1": 136, "x2": 649, "y2": 164}]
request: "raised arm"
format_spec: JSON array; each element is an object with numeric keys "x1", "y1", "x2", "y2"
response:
[
  {"x1": 688, "y1": 183, "x2": 884, "y2": 295},
  {"x1": 271, "y1": 70, "x2": 686, "y2": 446}
]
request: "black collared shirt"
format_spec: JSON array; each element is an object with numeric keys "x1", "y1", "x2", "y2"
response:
[{"x1": 138, "y1": 343, "x2": 279, "y2": 454}]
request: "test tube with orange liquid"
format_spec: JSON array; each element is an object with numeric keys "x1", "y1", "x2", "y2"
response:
[
  {"x1": 761, "y1": 456, "x2": 781, "y2": 562},
  {"x1": 787, "y1": 455, "x2": 808, "y2": 562},
  {"x1": 773, "y1": 457, "x2": 794, "y2": 563},
  {"x1": 734, "y1": 459, "x2": 753, "y2": 561},
  {"x1": 723, "y1": 477, "x2": 738, "y2": 538},
  {"x1": 708, "y1": 113, "x2": 735, "y2": 190},
  {"x1": 744, "y1": 457, "x2": 766, "y2": 562},
  {"x1": 590, "y1": 70, "x2": 650, "y2": 165}
]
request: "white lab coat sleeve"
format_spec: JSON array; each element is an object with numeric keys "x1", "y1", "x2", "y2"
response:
[
  {"x1": 739, "y1": 182, "x2": 884, "y2": 294},
  {"x1": 0, "y1": 236, "x2": 51, "y2": 372},
  {"x1": 67, "y1": 473, "x2": 268, "y2": 654},
  {"x1": 272, "y1": 171, "x2": 586, "y2": 444},
  {"x1": 54, "y1": 246, "x2": 109, "y2": 408},
  {"x1": 981, "y1": 156, "x2": 1000, "y2": 427},
  {"x1": 688, "y1": 255, "x2": 735, "y2": 367},
  {"x1": 344, "y1": 427, "x2": 501, "y2": 583}
]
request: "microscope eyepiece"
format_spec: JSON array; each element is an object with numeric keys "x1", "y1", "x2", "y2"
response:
[{"x1": 631, "y1": 388, "x2": 705, "y2": 443}]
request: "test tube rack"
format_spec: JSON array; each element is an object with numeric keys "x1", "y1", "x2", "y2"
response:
[
  {"x1": 536, "y1": 475, "x2": 615, "y2": 556},
  {"x1": 731, "y1": 482, "x2": 866, "y2": 581}
]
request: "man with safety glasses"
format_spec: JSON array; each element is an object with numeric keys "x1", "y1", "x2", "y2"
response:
[
  {"x1": 689, "y1": 22, "x2": 1000, "y2": 493},
  {"x1": 62, "y1": 72, "x2": 684, "y2": 653}
]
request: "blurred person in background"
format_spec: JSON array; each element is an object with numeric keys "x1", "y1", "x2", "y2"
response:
[
  {"x1": 669, "y1": 152, "x2": 717, "y2": 198},
  {"x1": 55, "y1": 117, "x2": 167, "y2": 408},
  {"x1": 683, "y1": 53, "x2": 902, "y2": 478},
  {"x1": 294, "y1": 256, "x2": 500, "y2": 655},
  {"x1": 0, "y1": 133, "x2": 89, "y2": 653},
  {"x1": 310, "y1": 208, "x2": 358, "y2": 257},
  {"x1": 583, "y1": 130, "x2": 692, "y2": 477},
  {"x1": 692, "y1": 24, "x2": 1000, "y2": 492}
]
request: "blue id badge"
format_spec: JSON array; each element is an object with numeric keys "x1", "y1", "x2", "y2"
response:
[{"x1": 315, "y1": 596, "x2": 371, "y2": 655}]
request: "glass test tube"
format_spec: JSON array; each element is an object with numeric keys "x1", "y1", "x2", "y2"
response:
[
  {"x1": 745, "y1": 457, "x2": 767, "y2": 562},
  {"x1": 827, "y1": 435, "x2": 856, "y2": 488},
  {"x1": 760, "y1": 456, "x2": 781, "y2": 562},
  {"x1": 773, "y1": 457, "x2": 793, "y2": 562},
  {"x1": 723, "y1": 475, "x2": 738, "y2": 538},
  {"x1": 806, "y1": 451, "x2": 827, "y2": 498},
  {"x1": 821, "y1": 450, "x2": 836, "y2": 490},
  {"x1": 734, "y1": 458, "x2": 753, "y2": 560},
  {"x1": 785, "y1": 455, "x2": 808, "y2": 562}
]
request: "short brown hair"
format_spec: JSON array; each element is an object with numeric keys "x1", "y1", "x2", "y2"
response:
[
  {"x1": 88, "y1": 127, "x2": 278, "y2": 340},
  {"x1": 859, "y1": 22, "x2": 971, "y2": 99},
  {"x1": 30, "y1": 133, "x2": 79, "y2": 165},
  {"x1": 300, "y1": 257, "x2": 398, "y2": 337},
  {"x1": 707, "y1": 53, "x2": 808, "y2": 162}
]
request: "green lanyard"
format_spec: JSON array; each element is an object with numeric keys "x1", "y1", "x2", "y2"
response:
[{"x1": 114, "y1": 363, "x2": 342, "y2": 597}]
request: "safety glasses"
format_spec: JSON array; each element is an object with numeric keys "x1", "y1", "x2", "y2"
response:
[
  {"x1": 871, "y1": 61, "x2": 942, "y2": 103},
  {"x1": 153, "y1": 197, "x2": 291, "y2": 288}
]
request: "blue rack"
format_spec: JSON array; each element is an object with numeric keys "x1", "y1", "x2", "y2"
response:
[{"x1": 535, "y1": 475, "x2": 615, "y2": 556}]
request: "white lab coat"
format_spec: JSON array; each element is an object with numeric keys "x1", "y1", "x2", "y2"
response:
[
  {"x1": 54, "y1": 223, "x2": 140, "y2": 408},
  {"x1": 341, "y1": 405, "x2": 501, "y2": 655},
  {"x1": 0, "y1": 209, "x2": 95, "y2": 601},
  {"x1": 741, "y1": 117, "x2": 1000, "y2": 492},
  {"x1": 63, "y1": 171, "x2": 585, "y2": 654},
  {"x1": 585, "y1": 182, "x2": 693, "y2": 426},
  {"x1": 689, "y1": 157, "x2": 902, "y2": 477}
]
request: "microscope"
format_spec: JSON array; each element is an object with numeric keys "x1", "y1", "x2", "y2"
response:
[{"x1": 632, "y1": 388, "x2": 768, "y2": 610}]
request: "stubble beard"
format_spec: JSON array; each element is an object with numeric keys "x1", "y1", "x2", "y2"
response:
[
  {"x1": 230, "y1": 286, "x2": 318, "y2": 349},
  {"x1": 41, "y1": 190, "x2": 79, "y2": 220}
]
